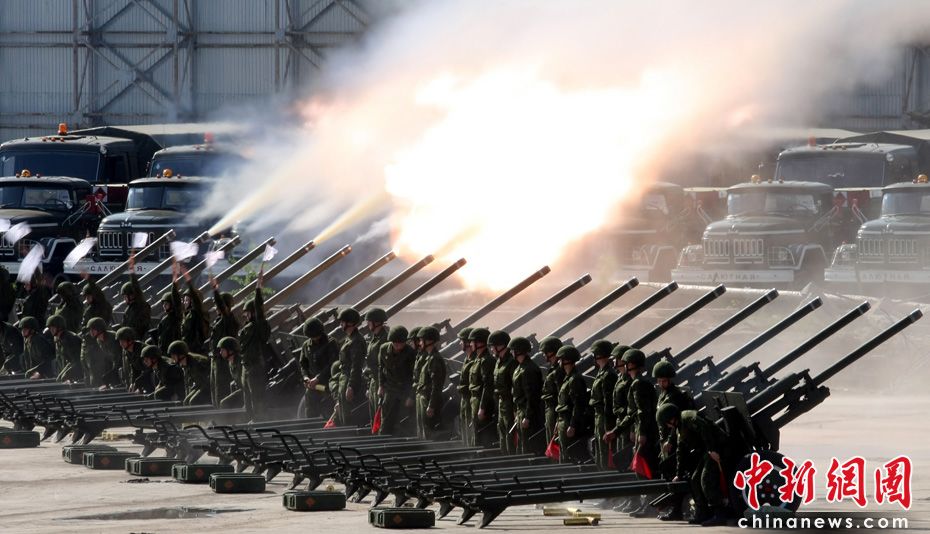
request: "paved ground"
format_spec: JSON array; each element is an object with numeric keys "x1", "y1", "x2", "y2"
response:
[{"x1": 0, "y1": 393, "x2": 927, "y2": 533}]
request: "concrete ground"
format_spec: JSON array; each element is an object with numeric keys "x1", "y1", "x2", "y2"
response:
[{"x1": 1, "y1": 393, "x2": 927, "y2": 533}]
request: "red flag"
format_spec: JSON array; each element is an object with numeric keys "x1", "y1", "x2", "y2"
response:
[
  {"x1": 607, "y1": 441, "x2": 616, "y2": 469},
  {"x1": 545, "y1": 436, "x2": 561, "y2": 460},
  {"x1": 323, "y1": 413, "x2": 337, "y2": 429},
  {"x1": 371, "y1": 407, "x2": 382, "y2": 435},
  {"x1": 512, "y1": 431, "x2": 519, "y2": 448},
  {"x1": 630, "y1": 450, "x2": 653, "y2": 479}
]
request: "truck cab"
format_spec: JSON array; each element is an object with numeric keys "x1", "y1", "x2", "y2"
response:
[
  {"x1": 826, "y1": 175, "x2": 930, "y2": 289},
  {"x1": 147, "y1": 141, "x2": 246, "y2": 178},
  {"x1": 672, "y1": 179, "x2": 838, "y2": 286},
  {"x1": 0, "y1": 174, "x2": 100, "y2": 276}
]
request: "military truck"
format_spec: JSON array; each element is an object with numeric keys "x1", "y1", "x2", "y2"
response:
[
  {"x1": 672, "y1": 178, "x2": 842, "y2": 286},
  {"x1": 0, "y1": 174, "x2": 103, "y2": 277},
  {"x1": 66, "y1": 175, "x2": 218, "y2": 276},
  {"x1": 0, "y1": 124, "x2": 161, "y2": 211},
  {"x1": 825, "y1": 174, "x2": 930, "y2": 293},
  {"x1": 147, "y1": 138, "x2": 246, "y2": 178}
]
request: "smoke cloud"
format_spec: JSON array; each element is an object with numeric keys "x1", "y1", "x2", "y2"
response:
[{"x1": 204, "y1": 0, "x2": 930, "y2": 290}]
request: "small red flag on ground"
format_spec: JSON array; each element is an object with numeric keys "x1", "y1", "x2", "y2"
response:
[
  {"x1": 371, "y1": 407, "x2": 382, "y2": 434},
  {"x1": 545, "y1": 437, "x2": 561, "y2": 460}
]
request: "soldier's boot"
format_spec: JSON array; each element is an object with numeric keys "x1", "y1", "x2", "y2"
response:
[
  {"x1": 689, "y1": 506, "x2": 712, "y2": 525},
  {"x1": 628, "y1": 496, "x2": 656, "y2": 518},
  {"x1": 657, "y1": 500, "x2": 684, "y2": 521},
  {"x1": 700, "y1": 507, "x2": 729, "y2": 527}
]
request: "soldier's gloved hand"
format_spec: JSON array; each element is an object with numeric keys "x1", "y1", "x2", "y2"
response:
[
  {"x1": 662, "y1": 442, "x2": 672, "y2": 454},
  {"x1": 708, "y1": 451, "x2": 720, "y2": 463},
  {"x1": 346, "y1": 386, "x2": 354, "y2": 401},
  {"x1": 566, "y1": 426, "x2": 576, "y2": 438},
  {"x1": 672, "y1": 476, "x2": 680, "y2": 482},
  {"x1": 405, "y1": 398, "x2": 414, "y2": 408},
  {"x1": 521, "y1": 418, "x2": 529, "y2": 429},
  {"x1": 603, "y1": 430, "x2": 616, "y2": 442},
  {"x1": 426, "y1": 407, "x2": 434, "y2": 417},
  {"x1": 377, "y1": 386, "x2": 384, "y2": 397},
  {"x1": 477, "y1": 408, "x2": 486, "y2": 421},
  {"x1": 638, "y1": 435, "x2": 647, "y2": 446}
]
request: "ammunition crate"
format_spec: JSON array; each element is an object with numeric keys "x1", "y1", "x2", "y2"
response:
[
  {"x1": 0, "y1": 430, "x2": 40, "y2": 449},
  {"x1": 62, "y1": 444, "x2": 116, "y2": 464},
  {"x1": 84, "y1": 451, "x2": 139, "y2": 470},
  {"x1": 126, "y1": 457, "x2": 186, "y2": 476},
  {"x1": 282, "y1": 490, "x2": 347, "y2": 512},
  {"x1": 369, "y1": 507, "x2": 436, "y2": 528},
  {"x1": 210, "y1": 473, "x2": 266, "y2": 493},
  {"x1": 172, "y1": 463, "x2": 235, "y2": 483}
]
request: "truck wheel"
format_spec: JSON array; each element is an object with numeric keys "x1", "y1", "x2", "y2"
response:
[{"x1": 734, "y1": 450, "x2": 803, "y2": 513}]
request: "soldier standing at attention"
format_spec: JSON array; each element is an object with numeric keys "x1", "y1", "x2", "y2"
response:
[
  {"x1": 20, "y1": 316, "x2": 55, "y2": 378},
  {"x1": 363, "y1": 308, "x2": 389, "y2": 424},
  {"x1": 208, "y1": 276, "x2": 239, "y2": 406},
  {"x1": 490, "y1": 330, "x2": 518, "y2": 453},
  {"x1": 455, "y1": 327, "x2": 475, "y2": 445},
  {"x1": 47, "y1": 315, "x2": 81, "y2": 382},
  {"x1": 116, "y1": 327, "x2": 144, "y2": 391},
  {"x1": 336, "y1": 307, "x2": 366, "y2": 426},
  {"x1": 604, "y1": 344, "x2": 632, "y2": 477},
  {"x1": 237, "y1": 269, "x2": 270, "y2": 420},
  {"x1": 555, "y1": 345, "x2": 591, "y2": 463},
  {"x1": 539, "y1": 336, "x2": 564, "y2": 444},
  {"x1": 120, "y1": 255, "x2": 151, "y2": 343},
  {"x1": 54, "y1": 281, "x2": 83, "y2": 333},
  {"x1": 299, "y1": 318, "x2": 338, "y2": 418},
  {"x1": 509, "y1": 336, "x2": 544, "y2": 454},
  {"x1": 589, "y1": 340, "x2": 618, "y2": 469},
  {"x1": 414, "y1": 326, "x2": 446, "y2": 439},
  {"x1": 378, "y1": 326, "x2": 416, "y2": 436},
  {"x1": 616, "y1": 348, "x2": 659, "y2": 518},
  {"x1": 81, "y1": 272, "x2": 113, "y2": 328},
  {"x1": 181, "y1": 268, "x2": 211, "y2": 354},
  {"x1": 467, "y1": 327, "x2": 496, "y2": 447}
]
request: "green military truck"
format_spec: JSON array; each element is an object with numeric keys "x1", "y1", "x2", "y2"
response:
[
  {"x1": 825, "y1": 175, "x2": 930, "y2": 293},
  {"x1": 147, "y1": 140, "x2": 246, "y2": 178}
]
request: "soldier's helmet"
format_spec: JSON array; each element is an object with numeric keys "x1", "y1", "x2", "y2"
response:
[
  {"x1": 160, "y1": 292, "x2": 174, "y2": 304},
  {"x1": 120, "y1": 282, "x2": 134, "y2": 296},
  {"x1": 611, "y1": 344, "x2": 632, "y2": 360},
  {"x1": 388, "y1": 326, "x2": 409, "y2": 343},
  {"x1": 116, "y1": 327, "x2": 137, "y2": 342},
  {"x1": 141, "y1": 345, "x2": 162, "y2": 360},
  {"x1": 81, "y1": 284, "x2": 95, "y2": 296},
  {"x1": 364, "y1": 307, "x2": 388, "y2": 323},
  {"x1": 19, "y1": 316, "x2": 39, "y2": 331},
  {"x1": 46, "y1": 314, "x2": 66, "y2": 330},
  {"x1": 591, "y1": 339, "x2": 614, "y2": 358},
  {"x1": 408, "y1": 326, "x2": 422, "y2": 339},
  {"x1": 621, "y1": 348, "x2": 645, "y2": 368},
  {"x1": 86, "y1": 317, "x2": 108, "y2": 333},
  {"x1": 657, "y1": 403, "x2": 681, "y2": 426},
  {"x1": 488, "y1": 330, "x2": 511, "y2": 347},
  {"x1": 419, "y1": 326, "x2": 440, "y2": 343},
  {"x1": 468, "y1": 327, "x2": 491, "y2": 343},
  {"x1": 457, "y1": 327, "x2": 473, "y2": 342},
  {"x1": 168, "y1": 340, "x2": 189, "y2": 356},
  {"x1": 652, "y1": 360, "x2": 677, "y2": 379},
  {"x1": 507, "y1": 336, "x2": 532, "y2": 355},
  {"x1": 539, "y1": 336, "x2": 563, "y2": 355},
  {"x1": 56, "y1": 281, "x2": 75, "y2": 297},
  {"x1": 302, "y1": 318, "x2": 325, "y2": 338},
  {"x1": 556, "y1": 345, "x2": 581, "y2": 363},
  {"x1": 242, "y1": 297, "x2": 255, "y2": 311},
  {"x1": 218, "y1": 336, "x2": 240, "y2": 353},
  {"x1": 338, "y1": 307, "x2": 361, "y2": 325}
]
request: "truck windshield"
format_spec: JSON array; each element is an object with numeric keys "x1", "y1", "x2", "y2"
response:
[
  {"x1": 0, "y1": 185, "x2": 73, "y2": 210},
  {"x1": 0, "y1": 150, "x2": 100, "y2": 182},
  {"x1": 127, "y1": 184, "x2": 202, "y2": 210},
  {"x1": 728, "y1": 191, "x2": 819, "y2": 217},
  {"x1": 881, "y1": 191, "x2": 930, "y2": 216},
  {"x1": 775, "y1": 154, "x2": 885, "y2": 188},
  {"x1": 641, "y1": 193, "x2": 669, "y2": 215},
  {"x1": 149, "y1": 153, "x2": 244, "y2": 177}
]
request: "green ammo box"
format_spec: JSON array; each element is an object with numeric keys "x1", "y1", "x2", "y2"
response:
[
  {"x1": 282, "y1": 490, "x2": 347, "y2": 511},
  {"x1": 126, "y1": 457, "x2": 186, "y2": 476},
  {"x1": 210, "y1": 472, "x2": 266, "y2": 493},
  {"x1": 369, "y1": 507, "x2": 436, "y2": 528},
  {"x1": 173, "y1": 463, "x2": 235, "y2": 483},
  {"x1": 62, "y1": 444, "x2": 116, "y2": 464},
  {"x1": 83, "y1": 450, "x2": 139, "y2": 470},
  {"x1": 0, "y1": 430, "x2": 40, "y2": 448}
]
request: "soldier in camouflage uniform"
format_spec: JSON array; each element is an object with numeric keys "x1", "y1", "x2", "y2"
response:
[
  {"x1": 47, "y1": 315, "x2": 81, "y2": 382},
  {"x1": 168, "y1": 340, "x2": 210, "y2": 405},
  {"x1": 466, "y1": 327, "x2": 496, "y2": 447},
  {"x1": 509, "y1": 336, "x2": 543, "y2": 454},
  {"x1": 653, "y1": 360, "x2": 696, "y2": 520},
  {"x1": 363, "y1": 308, "x2": 389, "y2": 424},
  {"x1": 616, "y1": 348, "x2": 659, "y2": 517},
  {"x1": 81, "y1": 317, "x2": 121, "y2": 387},
  {"x1": 121, "y1": 259, "x2": 151, "y2": 343},
  {"x1": 180, "y1": 270, "x2": 211, "y2": 354},
  {"x1": 414, "y1": 326, "x2": 446, "y2": 439},
  {"x1": 208, "y1": 278, "x2": 239, "y2": 407},
  {"x1": 0, "y1": 265, "x2": 14, "y2": 321},
  {"x1": 539, "y1": 336, "x2": 564, "y2": 443},
  {"x1": 20, "y1": 316, "x2": 55, "y2": 378},
  {"x1": 589, "y1": 340, "x2": 618, "y2": 469},
  {"x1": 378, "y1": 326, "x2": 416, "y2": 436},
  {"x1": 490, "y1": 330, "x2": 518, "y2": 453},
  {"x1": 155, "y1": 277, "x2": 183, "y2": 354},
  {"x1": 299, "y1": 318, "x2": 338, "y2": 418},
  {"x1": 455, "y1": 327, "x2": 474, "y2": 445},
  {"x1": 141, "y1": 345, "x2": 184, "y2": 400},
  {"x1": 116, "y1": 327, "x2": 144, "y2": 391},
  {"x1": 18, "y1": 274, "x2": 51, "y2": 325},
  {"x1": 555, "y1": 345, "x2": 591, "y2": 463},
  {"x1": 0, "y1": 320, "x2": 23, "y2": 375},
  {"x1": 335, "y1": 307, "x2": 366, "y2": 426},
  {"x1": 238, "y1": 275, "x2": 269, "y2": 420},
  {"x1": 217, "y1": 337, "x2": 243, "y2": 407},
  {"x1": 80, "y1": 273, "x2": 113, "y2": 328},
  {"x1": 54, "y1": 281, "x2": 83, "y2": 333}
]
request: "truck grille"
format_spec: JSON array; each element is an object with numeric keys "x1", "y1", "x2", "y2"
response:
[
  {"x1": 858, "y1": 237, "x2": 920, "y2": 264},
  {"x1": 704, "y1": 239, "x2": 729, "y2": 257},
  {"x1": 703, "y1": 238, "x2": 764, "y2": 264},
  {"x1": 733, "y1": 238, "x2": 764, "y2": 258},
  {"x1": 888, "y1": 238, "x2": 917, "y2": 261}
]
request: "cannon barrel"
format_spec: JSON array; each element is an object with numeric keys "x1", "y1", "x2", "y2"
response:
[
  {"x1": 137, "y1": 231, "x2": 210, "y2": 288},
  {"x1": 232, "y1": 239, "x2": 316, "y2": 304},
  {"x1": 670, "y1": 288, "x2": 778, "y2": 365},
  {"x1": 302, "y1": 251, "x2": 396, "y2": 316},
  {"x1": 713, "y1": 297, "x2": 822, "y2": 372},
  {"x1": 501, "y1": 273, "x2": 592, "y2": 333},
  {"x1": 148, "y1": 235, "x2": 241, "y2": 302},
  {"x1": 198, "y1": 237, "x2": 276, "y2": 293},
  {"x1": 353, "y1": 254, "x2": 434, "y2": 310},
  {"x1": 630, "y1": 284, "x2": 726, "y2": 349},
  {"x1": 547, "y1": 278, "x2": 639, "y2": 339},
  {"x1": 385, "y1": 258, "x2": 468, "y2": 318},
  {"x1": 761, "y1": 301, "x2": 870, "y2": 379},
  {"x1": 96, "y1": 230, "x2": 176, "y2": 288},
  {"x1": 259, "y1": 245, "x2": 352, "y2": 310},
  {"x1": 576, "y1": 282, "x2": 678, "y2": 353},
  {"x1": 268, "y1": 303, "x2": 302, "y2": 330}
]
